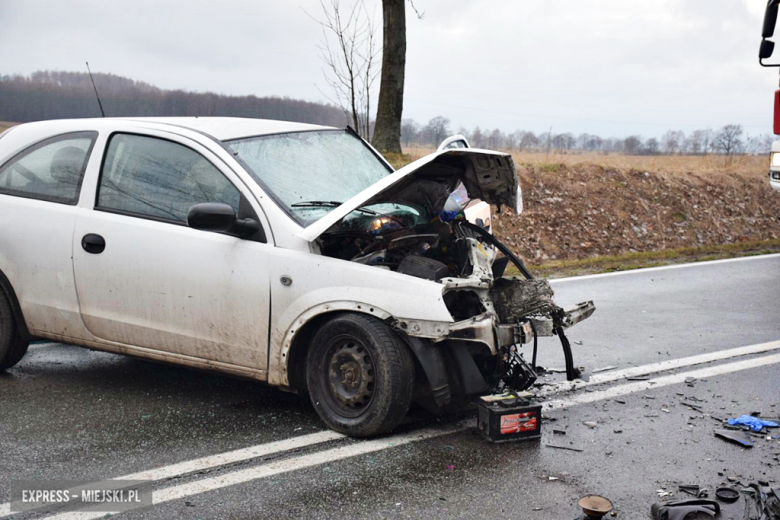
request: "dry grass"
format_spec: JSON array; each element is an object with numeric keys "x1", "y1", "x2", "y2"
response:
[{"x1": 401, "y1": 146, "x2": 769, "y2": 177}]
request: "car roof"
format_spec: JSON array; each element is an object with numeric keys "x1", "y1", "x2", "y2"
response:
[{"x1": 11, "y1": 117, "x2": 337, "y2": 142}]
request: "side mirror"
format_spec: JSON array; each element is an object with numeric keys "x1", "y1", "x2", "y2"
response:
[
  {"x1": 764, "y1": 0, "x2": 779, "y2": 38},
  {"x1": 760, "y1": 39, "x2": 776, "y2": 60},
  {"x1": 187, "y1": 203, "x2": 236, "y2": 232}
]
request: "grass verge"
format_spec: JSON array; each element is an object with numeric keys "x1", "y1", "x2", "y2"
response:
[{"x1": 505, "y1": 239, "x2": 780, "y2": 279}]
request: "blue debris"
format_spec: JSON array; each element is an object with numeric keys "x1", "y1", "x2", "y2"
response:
[{"x1": 727, "y1": 415, "x2": 779, "y2": 432}]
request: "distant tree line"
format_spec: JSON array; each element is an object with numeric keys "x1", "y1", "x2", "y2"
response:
[
  {"x1": 402, "y1": 116, "x2": 774, "y2": 156},
  {"x1": 1, "y1": 72, "x2": 772, "y2": 157},
  {"x1": 0, "y1": 71, "x2": 349, "y2": 126}
]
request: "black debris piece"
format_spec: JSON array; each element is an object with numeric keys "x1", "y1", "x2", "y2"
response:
[
  {"x1": 714, "y1": 429, "x2": 755, "y2": 448},
  {"x1": 650, "y1": 499, "x2": 720, "y2": 520},
  {"x1": 544, "y1": 444, "x2": 583, "y2": 452}
]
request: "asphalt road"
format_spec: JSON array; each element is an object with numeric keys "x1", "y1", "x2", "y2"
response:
[{"x1": 1, "y1": 254, "x2": 780, "y2": 519}]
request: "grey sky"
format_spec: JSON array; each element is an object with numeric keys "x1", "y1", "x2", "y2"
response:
[{"x1": 0, "y1": 0, "x2": 774, "y2": 138}]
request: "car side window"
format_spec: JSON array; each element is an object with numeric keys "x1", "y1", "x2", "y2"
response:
[
  {"x1": 0, "y1": 132, "x2": 97, "y2": 205},
  {"x1": 97, "y1": 133, "x2": 241, "y2": 224}
]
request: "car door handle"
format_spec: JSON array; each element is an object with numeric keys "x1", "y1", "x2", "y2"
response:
[{"x1": 81, "y1": 233, "x2": 106, "y2": 254}]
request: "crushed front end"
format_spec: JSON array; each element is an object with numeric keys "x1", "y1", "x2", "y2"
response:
[{"x1": 311, "y1": 149, "x2": 595, "y2": 410}]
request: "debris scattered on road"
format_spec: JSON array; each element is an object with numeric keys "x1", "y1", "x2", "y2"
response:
[
  {"x1": 714, "y1": 429, "x2": 755, "y2": 448},
  {"x1": 727, "y1": 414, "x2": 779, "y2": 432},
  {"x1": 553, "y1": 429, "x2": 566, "y2": 435},
  {"x1": 679, "y1": 401, "x2": 703, "y2": 413},
  {"x1": 577, "y1": 495, "x2": 613, "y2": 518},
  {"x1": 714, "y1": 486, "x2": 739, "y2": 503},
  {"x1": 650, "y1": 498, "x2": 720, "y2": 520},
  {"x1": 545, "y1": 444, "x2": 583, "y2": 452},
  {"x1": 677, "y1": 484, "x2": 700, "y2": 497},
  {"x1": 583, "y1": 421, "x2": 598, "y2": 428},
  {"x1": 613, "y1": 429, "x2": 623, "y2": 434},
  {"x1": 614, "y1": 399, "x2": 626, "y2": 404},
  {"x1": 592, "y1": 365, "x2": 617, "y2": 373},
  {"x1": 573, "y1": 340, "x2": 583, "y2": 346},
  {"x1": 626, "y1": 375, "x2": 650, "y2": 381}
]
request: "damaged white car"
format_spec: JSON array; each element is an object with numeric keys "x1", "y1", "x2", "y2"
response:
[{"x1": 0, "y1": 117, "x2": 594, "y2": 436}]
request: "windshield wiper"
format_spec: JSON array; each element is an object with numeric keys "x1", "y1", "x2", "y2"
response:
[
  {"x1": 290, "y1": 201, "x2": 379, "y2": 216},
  {"x1": 291, "y1": 200, "x2": 343, "y2": 208}
]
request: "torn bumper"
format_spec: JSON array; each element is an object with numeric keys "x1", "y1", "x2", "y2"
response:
[
  {"x1": 529, "y1": 300, "x2": 597, "y2": 337},
  {"x1": 393, "y1": 299, "x2": 596, "y2": 352}
]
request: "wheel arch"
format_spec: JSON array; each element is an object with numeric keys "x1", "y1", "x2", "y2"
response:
[
  {"x1": 280, "y1": 302, "x2": 395, "y2": 392},
  {"x1": 0, "y1": 267, "x2": 34, "y2": 340}
]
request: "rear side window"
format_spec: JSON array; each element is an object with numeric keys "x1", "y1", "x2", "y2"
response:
[
  {"x1": 97, "y1": 134, "x2": 240, "y2": 224},
  {"x1": 0, "y1": 132, "x2": 97, "y2": 205}
]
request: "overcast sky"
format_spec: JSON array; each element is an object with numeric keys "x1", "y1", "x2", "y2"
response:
[{"x1": 0, "y1": 0, "x2": 775, "y2": 138}]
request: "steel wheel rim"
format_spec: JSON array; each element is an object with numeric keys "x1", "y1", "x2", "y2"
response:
[{"x1": 321, "y1": 335, "x2": 376, "y2": 418}]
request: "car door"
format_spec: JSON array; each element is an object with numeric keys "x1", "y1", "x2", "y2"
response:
[
  {"x1": 0, "y1": 131, "x2": 98, "y2": 338},
  {"x1": 72, "y1": 131, "x2": 272, "y2": 373}
]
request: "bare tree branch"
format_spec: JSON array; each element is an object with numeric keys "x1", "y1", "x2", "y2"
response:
[{"x1": 306, "y1": 0, "x2": 379, "y2": 139}]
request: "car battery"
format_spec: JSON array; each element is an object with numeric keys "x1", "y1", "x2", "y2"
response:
[{"x1": 477, "y1": 393, "x2": 542, "y2": 443}]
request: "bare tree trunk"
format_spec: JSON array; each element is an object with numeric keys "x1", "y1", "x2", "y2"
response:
[{"x1": 372, "y1": 0, "x2": 405, "y2": 154}]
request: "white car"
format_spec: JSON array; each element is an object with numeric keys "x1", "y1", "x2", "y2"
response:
[{"x1": 0, "y1": 117, "x2": 592, "y2": 436}]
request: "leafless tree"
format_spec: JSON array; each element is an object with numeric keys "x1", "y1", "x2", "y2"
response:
[
  {"x1": 400, "y1": 118, "x2": 419, "y2": 146},
  {"x1": 644, "y1": 137, "x2": 659, "y2": 155},
  {"x1": 519, "y1": 131, "x2": 539, "y2": 150},
  {"x1": 423, "y1": 116, "x2": 450, "y2": 145},
  {"x1": 661, "y1": 130, "x2": 685, "y2": 155},
  {"x1": 623, "y1": 135, "x2": 642, "y2": 155},
  {"x1": 310, "y1": 0, "x2": 380, "y2": 139},
  {"x1": 714, "y1": 124, "x2": 744, "y2": 157}
]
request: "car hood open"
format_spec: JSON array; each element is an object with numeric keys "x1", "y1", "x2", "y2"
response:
[{"x1": 297, "y1": 148, "x2": 519, "y2": 241}]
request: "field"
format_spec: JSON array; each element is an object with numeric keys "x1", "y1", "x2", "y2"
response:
[
  {"x1": 400, "y1": 146, "x2": 769, "y2": 177},
  {"x1": 392, "y1": 147, "x2": 779, "y2": 276}
]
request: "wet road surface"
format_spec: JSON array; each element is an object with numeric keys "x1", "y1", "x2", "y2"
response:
[{"x1": 1, "y1": 254, "x2": 779, "y2": 519}]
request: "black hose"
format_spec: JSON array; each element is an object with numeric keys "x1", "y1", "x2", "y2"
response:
[
  {"x1": 458, "y1": 220, "x2": 579, "y2": 380},
  {"x1": 529, "y1": 319, "x2": 538, "y2": 370}
]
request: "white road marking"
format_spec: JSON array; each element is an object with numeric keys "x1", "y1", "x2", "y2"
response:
[
  {"x1": 119, "y1": 429, "x2": 344, "y2": 482},
  {"x1": 36, "y1": 346, "x2": 780, "y2": 520},
  {"x1": 539, "y1": 340, "x2": 780, "y2": 395},
  {"x1": 544, "y1": 351, "x2": 780, "y2": 411},
  {"x1": 27, "y1": 342, "x2": 58, "y2": 350},
  {"x1": 0, "y1": 430, "x2": 343, "y2": 519},
  {"x1": 42, "y1": 421, "x2": 471, "y2": 520},
  {"x1": 548, "y1": 252, "x2": 780, "y2": 284}
]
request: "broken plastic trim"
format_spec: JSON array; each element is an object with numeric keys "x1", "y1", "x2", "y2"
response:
[{"x1": 459, "y1": 220, "x2": 581, "y2": 381}]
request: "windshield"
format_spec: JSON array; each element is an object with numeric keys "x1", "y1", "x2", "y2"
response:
[{"x1": 227, "y1": 130, "x2": 393, "y2": 225}]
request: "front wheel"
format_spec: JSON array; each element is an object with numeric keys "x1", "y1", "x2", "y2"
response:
[{"x1": 306, "y1": 313, "x2": 415, "y2": 437}]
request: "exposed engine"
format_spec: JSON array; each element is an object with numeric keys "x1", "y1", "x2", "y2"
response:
[{"x1": 316, "y1": 167, "x2": 594, "y2": 398}]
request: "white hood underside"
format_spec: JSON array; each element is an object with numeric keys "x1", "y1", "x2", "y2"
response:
[{"x1": 297, "y1": 148, "x2": 519, "y2": 242}]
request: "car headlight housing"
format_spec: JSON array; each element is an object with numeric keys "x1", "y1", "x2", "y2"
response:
[{"x1": 771, "y1": 152, "x2": 780, "y2": 168}]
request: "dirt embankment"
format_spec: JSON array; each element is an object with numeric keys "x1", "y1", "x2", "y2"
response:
[{"x1": 492, "y1": 163, "x2": 780, "y2": 262}]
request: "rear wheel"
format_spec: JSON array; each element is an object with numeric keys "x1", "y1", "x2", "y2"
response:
[
  {"x1": 0, "y1": 287, "x2": 29, "y2": 371},
  {"x1": 306, "y1": 313, "x2": 414, "y2": 437}
]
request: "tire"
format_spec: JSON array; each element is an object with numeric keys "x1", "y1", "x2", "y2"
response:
[
  {"x1": 0, "y1": 286, "x2": 29, "y2": 371},
  {"x1": 306, "y1": 313, "x2": 415, "y2": 437}
]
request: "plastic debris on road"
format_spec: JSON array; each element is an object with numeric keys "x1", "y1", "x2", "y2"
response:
[{"x1": 727, "y1": 414, "x2": 779, "y2": 432}]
